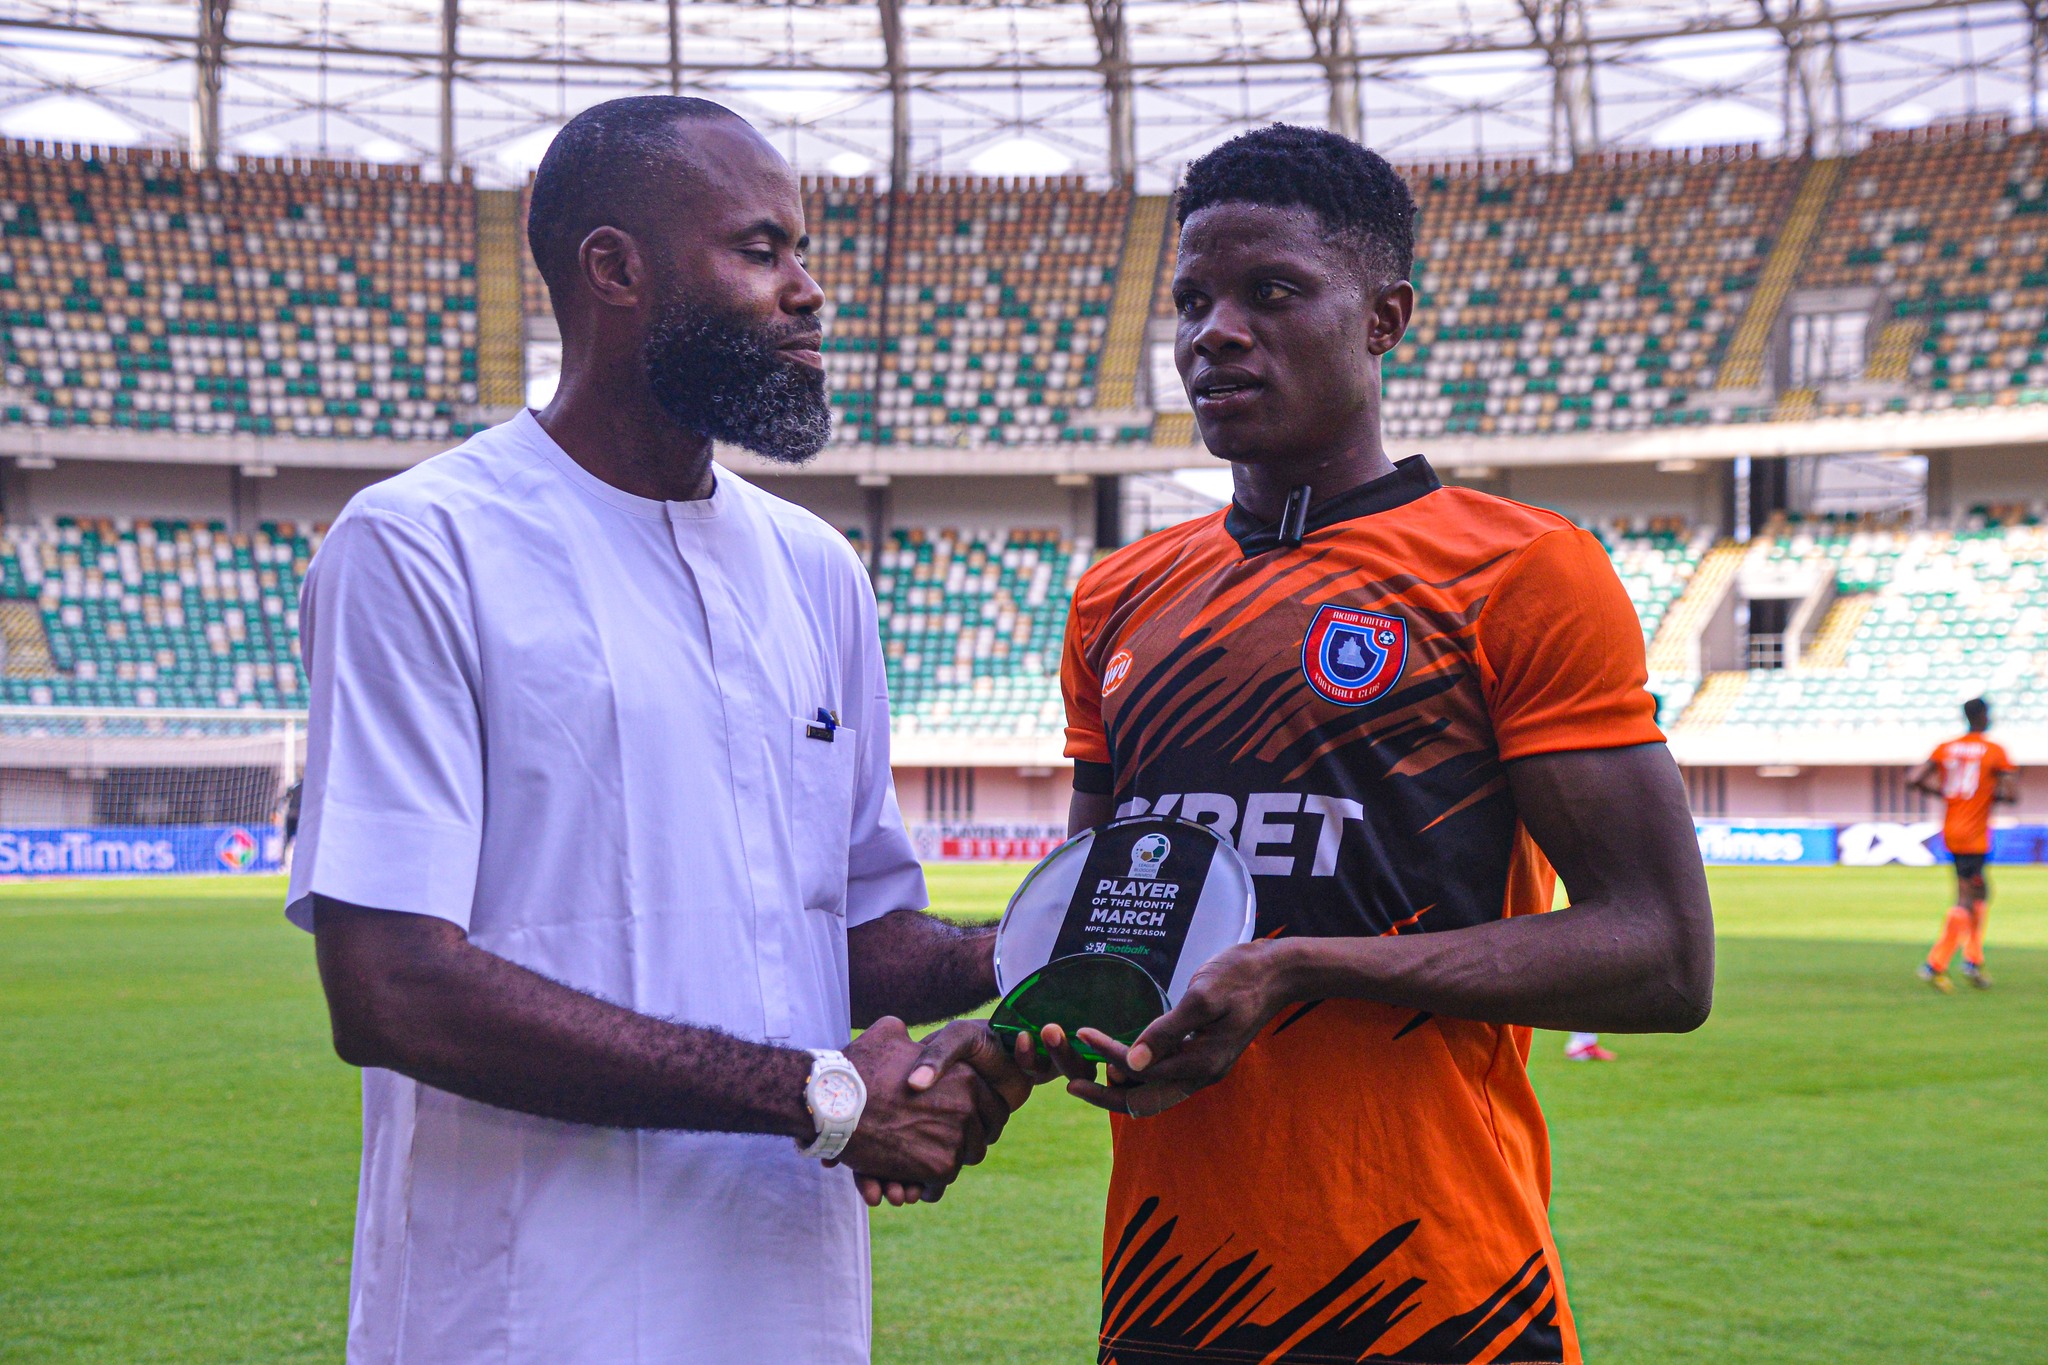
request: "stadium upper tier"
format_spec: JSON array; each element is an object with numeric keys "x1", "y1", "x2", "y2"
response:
[
  {"x1": 1806, "y1": 125, "x2": 2048, "y2": 418},
  {"x1": 1388, "y1": 151, "x2": 1803, "y2": 437},
  {"x1": 869, "y1": 178, "x2": 1128, "y2": 447},
  {"x1": 15, "y1": 125, "x2": 2048, "y2": 446},
  {"x1": 0, "y1": 141, "x2": 483, "y2": 442}
]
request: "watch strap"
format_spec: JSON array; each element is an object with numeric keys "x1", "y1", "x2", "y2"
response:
[{"x1": 795, "y1": 1047, "x2": 866, "y2": 1161}]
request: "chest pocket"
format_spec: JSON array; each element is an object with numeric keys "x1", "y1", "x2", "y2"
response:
[{"x1": 789, "y1": 715, "x2": 858, "y2": 914}]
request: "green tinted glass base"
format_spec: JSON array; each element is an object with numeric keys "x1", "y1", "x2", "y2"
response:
[{"x1": 988, "y1": 953, "x2": 1167, "y2": 1064}]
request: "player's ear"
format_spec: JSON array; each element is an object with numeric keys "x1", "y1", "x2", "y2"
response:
[{"x1": 1367, "y1": 279, "x2": 1413, "y2": 357}]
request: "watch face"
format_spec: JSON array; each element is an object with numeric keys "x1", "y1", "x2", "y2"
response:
[{"x1": 813, "y1": 1070, "x2": 862, "y2": 1124}]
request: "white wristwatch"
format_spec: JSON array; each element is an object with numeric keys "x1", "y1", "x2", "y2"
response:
[{"x1": 795, "y1": 1048, "x2": 867, "y2": 1161}]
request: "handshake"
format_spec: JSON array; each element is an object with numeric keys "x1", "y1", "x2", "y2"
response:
[
  {"x1": 827, "y1": 1017, "x2": 1035, "y2": 1208},
  {"x1": 827, "y1": 936, "x2": 1290, "y2": 1207}
]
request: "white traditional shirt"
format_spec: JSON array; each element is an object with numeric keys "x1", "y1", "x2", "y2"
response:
[{"x1": 285, "y1": 409, "x2": 926, "y2": 1365}]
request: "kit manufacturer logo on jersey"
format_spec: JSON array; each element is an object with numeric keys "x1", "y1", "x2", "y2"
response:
[
  {"x1": 1102, "y1": 648, "x2": 1136, "y2": 696},
  {"x1": 1301, "y1": 604, "x2": 1407, "y2": 706}
]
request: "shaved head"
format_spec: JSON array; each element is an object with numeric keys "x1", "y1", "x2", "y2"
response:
[
  {"x1": 526, "y1": 95, "x2": 743, "y2": 299},
  {"x1": 527, "y1": 95, "x2": 828, "y2": 466}
]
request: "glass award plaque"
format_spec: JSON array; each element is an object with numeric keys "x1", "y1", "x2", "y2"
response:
[{"x1": 988, "y1": 815, "x2": 1257, "y2": 1063}]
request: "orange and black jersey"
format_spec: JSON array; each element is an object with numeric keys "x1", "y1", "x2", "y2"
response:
[
  {"x1": 1928, "y1": 733, "x2": 2015, "y2": 857},
  {"x1": 1065, "y1": 455, "x2": 1659, "y2": 947},
  {"x1": 1062, "y1": 456, "x2": 1662, "y2": 1365}
]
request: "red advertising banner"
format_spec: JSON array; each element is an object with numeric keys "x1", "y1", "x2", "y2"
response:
[
  {"x1": 912, "y1": 824, "x2": 1069, "y2": 863},
  {"x1": 936, "y1": 837, "x2": 1065, "y2": 862}
]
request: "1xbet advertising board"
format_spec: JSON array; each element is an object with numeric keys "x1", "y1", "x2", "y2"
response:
[
  {"x1": 0, "y1": 824, "x2": 282, "y2": 878},
  {"x1": 1838, "y1": 821, "x2": 2048, "y2": 866},
  {"x1": 1693, "y1": 821, "x2": 1838, "y2": 866}
]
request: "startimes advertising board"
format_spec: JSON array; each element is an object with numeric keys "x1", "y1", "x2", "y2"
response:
[{"x1": 0, "y1": 825, "x2": 282, "y2": 877}]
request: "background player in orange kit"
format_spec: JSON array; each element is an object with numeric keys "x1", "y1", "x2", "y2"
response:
[
  {"x1": 1012, "y1": 126, "x2": 1715, "y2": 1365},
  {"x1": 1912, "y1": 697, "x2": 2017, "y2": 991}
]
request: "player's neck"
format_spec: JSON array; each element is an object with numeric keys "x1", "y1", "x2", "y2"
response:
[{"x1": 1230, "y1": 445, "x2": 1398, "y2": 525}]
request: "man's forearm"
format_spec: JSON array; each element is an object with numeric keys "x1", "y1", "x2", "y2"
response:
[
  {"x1": 315, "y1": 898, "x2": 815, "y2": 1137},
  {"x1": 848, "y1": 908, "x2": 999, "y2": 1028},
  {"x1": 1269, "y1": 898, "x2": 1713, "y2": 1035}
]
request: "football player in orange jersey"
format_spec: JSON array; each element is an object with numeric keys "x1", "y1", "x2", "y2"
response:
[
  {"x1": 996, "y1": 125, "x2": 1715, "y2": 1365},
  {"x1": 1911, "y1": 697, "x2": 2017, "y2": 991}
]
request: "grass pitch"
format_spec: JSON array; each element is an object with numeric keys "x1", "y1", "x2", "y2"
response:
[{"x1": 3, "y1": 869, "x2": 2045, "y2": 1363}]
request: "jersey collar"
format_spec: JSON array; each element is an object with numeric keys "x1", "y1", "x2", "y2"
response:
[{"x1": 1223, "y1": 454, "x2": 1441, "y2": 558}]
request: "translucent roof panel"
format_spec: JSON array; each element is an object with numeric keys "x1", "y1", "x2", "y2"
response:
[{"x1": 0, "y1": 0, "x2": 2030, "y2": 187}]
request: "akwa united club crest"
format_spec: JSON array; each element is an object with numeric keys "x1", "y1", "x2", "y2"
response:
[{"x1": 1301, "y1": 604, "x2": 1407, "y2": 707}]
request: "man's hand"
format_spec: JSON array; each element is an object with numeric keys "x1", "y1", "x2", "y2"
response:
[
  {"x1": 838, "y1": 1018, "x2": 1028, "y2": 1207},
  {"x1": 1017, "y1": 941, "x2": 1291, "y2": 1118}
]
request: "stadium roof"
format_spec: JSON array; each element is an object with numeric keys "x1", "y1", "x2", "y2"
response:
[{"x1": 0, "y1": 0, "x2": 2037, "y2": 186}]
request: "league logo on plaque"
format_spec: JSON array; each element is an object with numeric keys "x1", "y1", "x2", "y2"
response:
[{"x1": 989, "y1": 816, "x2": 1256, "y2": 1062}]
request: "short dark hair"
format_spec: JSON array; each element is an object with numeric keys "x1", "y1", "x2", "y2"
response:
[
  {"x1": 527, "y1": 96, "x2": 741, "y2": 297},
  {"x1": 1176, "y1": 124, "x2": 1415, "y2": 282},
  {"x1": 1965, "y1": 696, "x2": 1991, "y2": 729}
]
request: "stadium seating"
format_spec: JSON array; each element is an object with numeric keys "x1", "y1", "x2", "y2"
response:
[
  {"x1": 1803, "y1": 120, "x2": 2048, "y2": 418},
  {"x1": 0, "y1": 517, "x2": 311, "y2": 709},
  {"x1": 1385, "y1": 149, "x2": 1800, "y2": 440},
  {"x1": 870, "y1": 527, "x2": 1085, "y2": 738},
  {"x1": 0, "y1": 140, "x2": 484, "y2": 441},
  {"x1": 0, "y1": 129, "x2": 2044, "y2": 744},
  {"x1": 0, "y1": 506, "x2": 1719, "y2": 726},
  {"x1": 1715, "y1": 515, "x2": 2048, "y2": 731},
  {"x1": 19, "y1": 124, "x2": 2048, "y2": 448},
  {"x1": 806, "y1": 178, "x2": 886, "y2": 444},
  {"x1": 0, "y1": 503, "x2": 2039, "y2": 750},
  {"x1": 873, "y1": 176, "x2": 1129, "y2": 446}
]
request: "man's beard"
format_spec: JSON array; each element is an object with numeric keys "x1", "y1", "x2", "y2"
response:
[{"x1": 642, "y1": 295, "x2": 832, "y2": 464}]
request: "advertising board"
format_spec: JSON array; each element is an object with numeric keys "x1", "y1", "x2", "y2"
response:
[
  {"x1": 1694, "y1": 822, "x2": 1838, "y2": 866},
  {"x1": 0, "y1": 824, "x2": 283, "y2": 878}
]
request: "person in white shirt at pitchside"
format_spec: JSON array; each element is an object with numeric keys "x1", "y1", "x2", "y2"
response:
[{"x1": 287, "y1": 97, "x2": 1031, "y2": 1365}]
